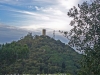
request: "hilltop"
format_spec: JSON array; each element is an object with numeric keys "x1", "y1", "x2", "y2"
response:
[{"x1": 0, "y1": 33, "x2": 82, "y2": 75}]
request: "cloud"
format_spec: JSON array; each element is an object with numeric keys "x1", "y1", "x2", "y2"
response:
[
  {"x1": 0, "y1": 24, "x2": 68, "y2": 44},
  {"x1": 58, "y1": 0, "x2": 80, "y2": 9},
  {"x1": 4, "y1": 5, "x2": 73, "y2": 30},
  {"x1": 35, "y1": 6, "x2": 40, "y2": 10},
  {"x1": 0, "y1": 0, "x2": 90, "y2": 30},
  {"x1": 0, "y1": 24, "x2": 41, "y2": 43}
]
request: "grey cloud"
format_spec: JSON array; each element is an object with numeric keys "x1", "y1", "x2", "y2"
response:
[
  {"x1": 0, "y1": 24, "x2": 40, "y2": 44},
  {"x1": 0, "y1": 24, "x2": 68, "y2": 44}
]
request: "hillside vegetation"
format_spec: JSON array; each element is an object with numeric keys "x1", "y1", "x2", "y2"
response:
[{"x1": 0, "y1": 33, "x2": 82, "y2": 75}]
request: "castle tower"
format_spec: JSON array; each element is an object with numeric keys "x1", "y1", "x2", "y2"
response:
[{"x1": 42, "y1": 29, "x2": 46, "y2": 36}]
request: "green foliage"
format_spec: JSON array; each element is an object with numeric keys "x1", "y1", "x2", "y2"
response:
[
  {"x1": 64, "y1": 0, "x2": 100, "y2": 75},
  {"x1": 78, "y1": 45, "x2": 100, "y2": 75},
  {"x1": 0, "y1": 41, "x2": 29, "y2": 74},
  {"x1": 65, "y1": 0, "x2": 100, "y2": 50},
  {"x1": 0, "y1": 34, "x2": 81, "y2": 74}
]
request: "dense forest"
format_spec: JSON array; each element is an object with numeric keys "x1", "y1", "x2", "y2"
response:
[{"x1": 0, "y1": 33, "x2": 82, "y2": 75}]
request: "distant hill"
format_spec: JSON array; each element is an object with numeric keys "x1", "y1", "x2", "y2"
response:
[{"x1": 0, "y1": 33, "x2": 82, "y2": 75}]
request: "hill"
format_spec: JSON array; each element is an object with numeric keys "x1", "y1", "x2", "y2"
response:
[{"x1": 0, "y1": 33, "x2": 82, "y2": 75}]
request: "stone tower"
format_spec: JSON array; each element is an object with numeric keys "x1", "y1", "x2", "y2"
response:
[{"x1": 42, "y1": 29, "x2": 46, "y2": 36}]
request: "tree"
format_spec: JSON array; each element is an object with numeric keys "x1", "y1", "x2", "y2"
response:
[
  {"x1": 64, "y1": 0, "x2": 100, "y2": 75},
  {"x1": 61, "y1": 62, "x2": 66, "y2": 73}
]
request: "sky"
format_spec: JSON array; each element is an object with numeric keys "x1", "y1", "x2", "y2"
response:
[
  {"x1": 0, "y1": 0, "x2": 90, "y2": 30},
  {"x1": 0, "y1": 0, "x2": 90, "y2": 44}
]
